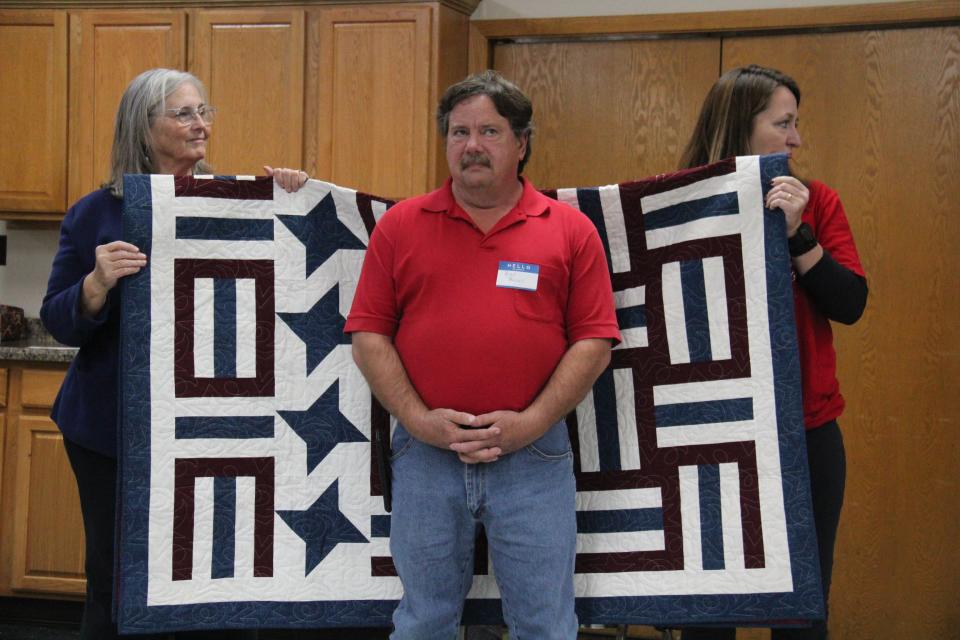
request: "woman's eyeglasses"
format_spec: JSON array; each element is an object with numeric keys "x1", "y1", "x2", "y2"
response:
[{"x1": 163, "y1": 105, "x2": 217, "y2": 126}]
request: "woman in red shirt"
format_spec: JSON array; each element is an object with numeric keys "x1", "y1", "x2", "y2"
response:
[{"x1": 679, "y1": 65, "x2": 868, "y2": 640}]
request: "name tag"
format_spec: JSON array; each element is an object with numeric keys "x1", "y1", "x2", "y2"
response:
[{"x1": 496, "y1": 261, "x2": 539, "y2": 291}]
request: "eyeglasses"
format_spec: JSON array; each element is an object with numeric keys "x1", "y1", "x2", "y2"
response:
[{"x1": 163, "y1": 105, "x2": 217, "y2": 126}]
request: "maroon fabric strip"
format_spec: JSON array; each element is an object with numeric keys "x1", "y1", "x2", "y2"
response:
[{"x1": 174, "y1": 176, "x2": 274, "y2": 200}]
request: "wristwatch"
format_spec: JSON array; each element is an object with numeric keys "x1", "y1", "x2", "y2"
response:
[{"x1": 788, "y1": 222, "x2": 817, "y2": 257}]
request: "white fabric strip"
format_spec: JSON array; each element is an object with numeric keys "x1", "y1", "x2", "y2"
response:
[
  {"x1": 703, "y1": 256, "x2": 731, "y2": 361},
  {"x1": 235, "y1": 278, "x2": 257, "y2": 378},
  {"x1": 615, "y1": 368, "x2": 641, "y2": 470},
  {"x1": 576, "y1": 389, "x2": 600, "y2": 473},
  {"x1": 193, "y1": 278, "x2": 215, "y2": 378},
  {"x1": 661, "y1": 262, "x2": 690, "y2": 364},
  {"x1": 599, "y1": 184, "x2": 631, "y2": 274}
]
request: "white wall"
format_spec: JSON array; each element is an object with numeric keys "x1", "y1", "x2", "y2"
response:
[
  {"x1": 0, "y1": 227, "x2": 58, "y2": 318},
  {"x1": 472, "y1": 0, "x2": 903, "y2": 19},
  {"x1": 2, "y1": 0, "x2": 904, "y2": 318}
]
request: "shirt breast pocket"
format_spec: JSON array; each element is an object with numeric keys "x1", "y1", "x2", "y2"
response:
[{"x1": 511, "y1": 264, "x2": 566, "y2": 325}]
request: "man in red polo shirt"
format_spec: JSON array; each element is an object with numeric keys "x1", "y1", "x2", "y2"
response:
[{"x1": 345, "y1": 70, "x2": 621, "y2": 640}]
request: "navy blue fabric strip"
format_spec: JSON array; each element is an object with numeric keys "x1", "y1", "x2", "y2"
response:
[
  {"x1": 370, "y1": 515, "x2": 391, "y2": 538},
  {"x1": 616, "y1": 304, "x2": 647, "y2": 329},
  {"x1": 214, "y1": 279, "x2": 236, "y2": 378},
  {"x1": 644, "y1": 192, "x2": 739, "y2": 231},
  {"x1": 699, "y1": 464, "x2": 725, "y2": 571},
  {"x1": 212, "y1": 476, "x2": 237, "y2": 579},
  {"x1": 576, "y1": 508, "x2": 663, "y2": 534},
  {"x1": 655, "y1": 398, "x2": 754, "y2": 428},
  {"x1": 575, "y1": 188, "x2": 613, "y2": 273},
  {"x1": 680, "y1": 260, "x2": 712, "y2": 363},
  {"x1": 175, "y1": 416, "x2": 275, "y2": 439},
  {"x1": 593, "y1": 368, "x2": 621, "y2": 471},
  {"x1": 175, "y1": 217, "x2": 274, "y2": 241}
]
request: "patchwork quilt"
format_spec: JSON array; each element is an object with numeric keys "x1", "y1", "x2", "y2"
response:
[{"x1": 118, "y1": 154, "x2": 823, "y2": 632}]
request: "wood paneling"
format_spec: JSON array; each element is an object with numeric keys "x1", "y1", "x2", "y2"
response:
[
  {"x1": 0, "y1": 11, "x2": 67, "y2": 213},
  {"x1": 471, "y1": 0, "x2": 958, "y2": 39},
  {"x1": 724, "y1": 27, "x2": 960, "y2": 639},
  {"x1": 68, "y1": 10, "x2": 186, "y2": 204},
  {"x1": 0, "y1": 368, "x2": 7, "y2": 407},
  {"x1": 10, "y1": 415, "x2": 85, "y2": 594},
  {"x1": 307, "y1": 4, "x2": 431, "y2": 198},
  {"x1": 481, "y1": 9, "x2": 960, "y2": 636},
  {"x1": 191, "y1": 8, "x2": 304, "y2": 176},
  {"x1": 493, "y1": 38, "x2": 720, "y2": 187}
]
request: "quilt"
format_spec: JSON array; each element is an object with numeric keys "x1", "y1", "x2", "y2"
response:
[{"x1": 118, "y1": 153, "x2": 823, "y2": 632}]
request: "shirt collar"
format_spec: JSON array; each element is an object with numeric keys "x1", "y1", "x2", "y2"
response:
[{"x1": 420, "y1": 177, "x2": 550, "y2": 220}]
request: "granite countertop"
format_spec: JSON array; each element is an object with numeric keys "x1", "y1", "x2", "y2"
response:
[{"x1": 0, "y1": 318, "x2": 77, "y2": 363}]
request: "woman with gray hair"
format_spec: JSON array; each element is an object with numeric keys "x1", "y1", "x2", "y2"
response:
[{"x1": 40, "y1": 68, "x2": 305, "y2": 639}]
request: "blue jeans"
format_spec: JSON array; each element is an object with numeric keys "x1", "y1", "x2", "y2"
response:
[{"x1": 389, "y1": 421, "x2": 578, "y2": 640}]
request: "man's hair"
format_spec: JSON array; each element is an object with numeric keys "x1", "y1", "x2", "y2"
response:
[
  {"x1": 436, "y1": 70, "x2": 534, "y2": 174},
  {"x1": 105, "y1": 68, "x2": 213, "y2": 197},
  {"x1": 679, "y1": 64, "x2": 801, "y2": 169}
]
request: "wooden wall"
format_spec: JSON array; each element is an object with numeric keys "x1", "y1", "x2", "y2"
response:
[{"x1": 474, "y1": 2, "x2": 959, "y2": 637}]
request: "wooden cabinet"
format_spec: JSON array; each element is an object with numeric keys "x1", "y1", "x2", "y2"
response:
[
  {"x1": 191, "y1": 9, "x2": 305, "y2": 177},
  {"x1": 308, "y1": 4, "x2": 432, "y2": 198},
  {"x1": 307, "y1": 3, "x2": 469, "y2": 198},
  {"x1": 0, "y1": 1, "x2": 474, "y2": 219},
  {"x1": 0, "y1": 363, "x2": 85, "y2": 597},
  {"x1": 0, "y1": 12, "x2": 67, "y2": 217},
  {"x1": 68, "y1": 10, "x2": 187, "y2": 205}
]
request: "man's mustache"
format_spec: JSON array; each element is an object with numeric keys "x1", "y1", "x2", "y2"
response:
[{"x1": 460, "y1": 153, "x2": 491, "y2": 169}]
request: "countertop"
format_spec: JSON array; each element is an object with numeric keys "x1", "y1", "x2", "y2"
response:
[
  {"x1": 0, "y1": 338, "x2": 77, "y2": 363},
  {"x1": 0, "y1": 318, "x2": 77, "y2": 363}
]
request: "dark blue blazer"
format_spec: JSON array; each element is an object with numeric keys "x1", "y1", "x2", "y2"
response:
[{"x1": 41, "y1": 188, "x2": 124, "y2": 457}]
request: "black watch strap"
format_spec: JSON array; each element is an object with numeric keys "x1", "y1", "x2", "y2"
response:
[{"x1": 788, "y1": 222, "x2": 817, "y2": 257}]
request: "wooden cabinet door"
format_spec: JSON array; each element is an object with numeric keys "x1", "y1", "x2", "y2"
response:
[
  {"x1": 191, "y1": 9, "x2": 304, "y2": 176},
  {"x1": 10, "y1": 415, "x2": 85, "y2": 594},
  {"x1": 4, "y1": 367, "x2": 86, "y2": 595},
  {"x1": 307, "y1": 4, "x2": 432, "y2": 198},
  {"x1": 68, "y1": 10, "x2": 186, "y2": 205},
  {"x1": 0, "y1": 11, "x2": 67, "y2": 215}
]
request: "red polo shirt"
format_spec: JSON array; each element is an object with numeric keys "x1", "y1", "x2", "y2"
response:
[{"x1": 345, "y1": 178, "x2": 621, "y2": 415}]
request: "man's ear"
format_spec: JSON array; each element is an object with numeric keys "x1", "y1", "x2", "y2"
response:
[{"x1": 518, "y1": 132, "x2": 529, "y2": 157}]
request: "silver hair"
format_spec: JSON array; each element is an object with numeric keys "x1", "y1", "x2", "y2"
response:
[{"x1": 104, "y1": 68, "x2": 212, "y2": 197}]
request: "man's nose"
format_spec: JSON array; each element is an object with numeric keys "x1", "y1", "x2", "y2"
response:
[{"x1": 464, "y1": 131, "x2": 483, "y2": 151}]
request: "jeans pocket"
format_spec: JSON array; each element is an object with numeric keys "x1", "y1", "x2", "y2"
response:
[
  {"x1": 390, "y1": 424, "x2": 416, "y2": 461},
  {"x1": 525, "y1": 420, "x2": 573, "y2": 461}
]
